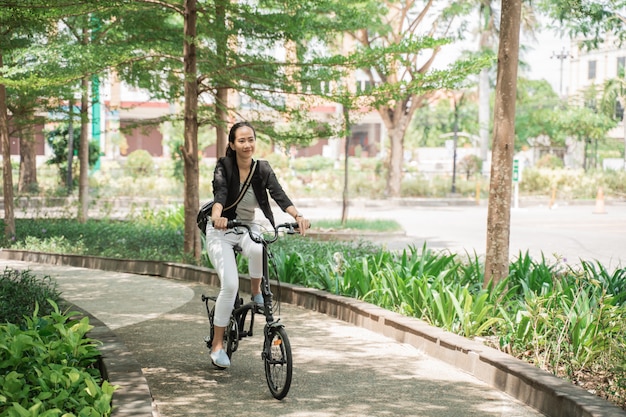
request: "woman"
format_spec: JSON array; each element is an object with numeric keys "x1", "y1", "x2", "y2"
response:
[{"x1": 206, "y1": 121, "x2": 310, "y2": 368}]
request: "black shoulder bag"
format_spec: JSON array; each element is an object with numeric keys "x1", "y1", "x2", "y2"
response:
[{"x1": 197, "y1": 160, "x2": 257, "y2": 235}]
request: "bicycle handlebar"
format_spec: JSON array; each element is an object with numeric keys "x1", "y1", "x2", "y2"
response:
[{"x1": 224, "y1": 220, "x2": 300, "y2": 244}]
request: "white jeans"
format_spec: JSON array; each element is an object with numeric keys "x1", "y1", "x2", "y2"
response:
[{"x1": 205, "y1": 224, "x2": 263, "y2": 327}]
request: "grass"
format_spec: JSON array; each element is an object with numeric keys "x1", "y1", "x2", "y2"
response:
[{"x1": 312, "y1": 218, "x2": 403, "y2": 232}]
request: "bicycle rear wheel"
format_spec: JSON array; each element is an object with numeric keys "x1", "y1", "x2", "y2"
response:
[
  {"x1": 263, "y1": 326, "x2": 292, "y2": 400},
  {"x1": 207, "y1": 306, "x2": 239, "y2": 358},
  {"x1": 225, "y1": 316, "x2": 239, "y2": 357}
]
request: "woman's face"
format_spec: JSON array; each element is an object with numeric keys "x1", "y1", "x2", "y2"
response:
[{"x1": 230, "y1": 126, "x2": 256, "y2": 158}]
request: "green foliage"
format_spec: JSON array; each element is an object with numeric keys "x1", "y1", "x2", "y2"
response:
[
  {"x1": 0, "y1": 300, "x2": 116, "y2": 417},
  {"x1": 162, "y1": 121, "x2": 216, "y2": 182},
  {"x1": 0, "y1": 269, "x2": 61, "y2": 326},
  {"x1": 535, "y1": 154, "x2": 565, "y2": 169},
  {"x1": 539, "y1": 0, "x2": 626, "y2": 50},
  {"x1": 45, "y1": 124, "x2": 101, "y2": 188},
  {"x1": 268, "y1": 233, "x2": 626, "y2": 407},
  {"x1": 408, "y1": 99, "x2": 479, "y2": 148},
  {"x1": 124, "y1": 149, "x2": 154, "y2": 178}
]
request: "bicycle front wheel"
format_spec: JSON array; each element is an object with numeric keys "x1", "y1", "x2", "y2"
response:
[{"x1": 263, "y1": 326, "x2": 292, "y2": 400}]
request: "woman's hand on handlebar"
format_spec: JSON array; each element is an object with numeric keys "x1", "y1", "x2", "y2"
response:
[
  {"x1": 295, "y1": 216, "x2": 310, "y2": 236},
  {"x1": 211, "y1": 216, "x2": 228, "y2": 230}
]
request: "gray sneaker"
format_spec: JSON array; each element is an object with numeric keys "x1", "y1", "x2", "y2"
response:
[
  {"x1": 210, "y1": 349, "x2": 231, "y2": 368},
  {"x1": 252, "y1": 293, "x2": 264, "y2": 306}
]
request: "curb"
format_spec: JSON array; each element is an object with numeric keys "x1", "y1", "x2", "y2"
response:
[
  {"x1": 68, "y1": 304, "x2": 158, "y2": 417},
  {"x1": 1, "y1": 249, "x2": 624, "y2": 417}
]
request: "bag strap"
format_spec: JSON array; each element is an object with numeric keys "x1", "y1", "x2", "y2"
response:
[{"x1": 223, "y1": 159, "x2": 257, "y2": 211}]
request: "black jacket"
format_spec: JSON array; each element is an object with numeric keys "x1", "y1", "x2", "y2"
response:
[{"x1": 212, "y1": 156, "x2": 293, "y2": 226}]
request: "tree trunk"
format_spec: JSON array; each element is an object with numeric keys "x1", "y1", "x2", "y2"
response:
[
  {"x1": 214, "y1": 0, "x2": 228, "y2": 158},
  {"x1": 183, "y1": 0, "x2": 201, "y2": 259},
  {"x1": 387, "y1": 127, "x2": 404, "y2": 197},
  {"x1": 341, "y1": 104, "x2": 350, "y2": 224},
  {"x1": 78, "y1": 75, "x2": 90, "y2": 223},
  {"x1": 0, "y1": 52, "x2": 15, "y2": 238},
  {"x1": 484, "y1": 0, "x2": 522, "y2": 286},
  {"x1": 78, "y1": 24, "x2": 90, "y2": 223},
  {"x1": 18, "y1": 112, "x2": 38, "y2": 193},
  {"x1": 623, "y1": 105, "x2": 626, "y2": 169},
  {"x1": 67, "y1": 98, "x2": 74, "y2": 192},
  {"x1": 216, "y1": 88, "x2": 228, "y2": 158},
  {"x1": 379, "y1": 98, "x2": 419, "y2": 198}
]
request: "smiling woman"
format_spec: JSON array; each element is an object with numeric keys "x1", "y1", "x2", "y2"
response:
[{"x1": 204, "y1": 121, "x2": 310, "y2": 368}]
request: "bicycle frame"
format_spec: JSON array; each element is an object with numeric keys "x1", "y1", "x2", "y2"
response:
[{"x1": 202, "y1": 220, "x2": 296, "y2": 346}]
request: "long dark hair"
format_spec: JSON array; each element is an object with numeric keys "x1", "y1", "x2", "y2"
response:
[{"x1": 226, "y1": 121, "x2": 256, "y2": 158}]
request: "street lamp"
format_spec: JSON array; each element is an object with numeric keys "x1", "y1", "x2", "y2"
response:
[{"x1": 551, "y1": 47, "x2": 572, "y2": 97}]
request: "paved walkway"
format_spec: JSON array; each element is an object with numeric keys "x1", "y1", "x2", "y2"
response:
[{"x1": 1, "y1": 259, "x2": 549, "y2": 417}]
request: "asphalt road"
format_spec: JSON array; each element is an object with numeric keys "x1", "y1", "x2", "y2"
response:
[{"x1": 292, "y1": 200, "x2": 626, "y2": 270}]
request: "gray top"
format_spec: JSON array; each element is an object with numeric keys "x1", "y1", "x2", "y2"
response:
[{"x1": 235, "y1": 183, "x2": 258, "y2": 221}]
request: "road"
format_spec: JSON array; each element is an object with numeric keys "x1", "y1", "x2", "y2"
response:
[{"x1": 291, "y1": 200, "x2": 626, "y2": 270}]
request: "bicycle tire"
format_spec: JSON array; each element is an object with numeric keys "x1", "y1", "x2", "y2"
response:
[
  {"x1": 225, "y1": 316, "x2": 239, "y2": 357},
  {"x1": 208, "y1": 305, "x2": 239, "y2": 356},
  {"x1": 263, "y1": 326, "x2": 292, "y2": 400},
  {"x1": 205, "y1": 305, "x2": 216, "y2": 348}
]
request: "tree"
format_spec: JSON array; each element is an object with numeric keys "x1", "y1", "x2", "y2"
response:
[
  {"x1": 0, "y1": 0, "x2": 62, "y2": 238},
  {"x1": 514, "y1": 78, "x2": 563, "y2": 149},
  {"x1": 474, "y1": 1, "x2": 538, "y2": 164},
  {"x1": 407, "y1": 96, "x2": 479, "y2": 148},
  {"x1": 109, "y1": 0, "x2": 388, "y2": 258},
  {"x1": 0, "y1": 55, "x2": 14, "y2": 239},
  {"x1": 345, "y1": 1, "x2": 488, "y2": 197},
  {"x1": 484, "y1": 0, "x2": 522, "y2": 286},
  {"x1": 1, "y1": 0, "x2": 133, "y2": 226},
  {"x1": 45, "y1": 123, "x2": 100, "y2": 187}
]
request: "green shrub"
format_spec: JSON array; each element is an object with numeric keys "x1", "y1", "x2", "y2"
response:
[
  {"x1": 124, "y1": 149, "x2": 154, "y2": 178},
  {"x1": 535, "y1": 153, "x2": 565, "y2": 169},
  {"x1": 0, "y1": 268, "x2": 61, "y2": 326},
  {"x1": 0, "y1": 301, "x2": 116, "y2": 416},
  {"x1": 457, "y1": 154, "x2": 483, "y2": 180}
]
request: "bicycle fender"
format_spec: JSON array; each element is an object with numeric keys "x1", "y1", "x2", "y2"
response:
[{"x1": 267, "y1": 320, "x2": 284, "y2": 330}]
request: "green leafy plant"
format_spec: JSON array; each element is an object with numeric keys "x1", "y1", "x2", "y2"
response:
[{"x1": 0, "y1": 301, "x2": 117, "y2": 416}]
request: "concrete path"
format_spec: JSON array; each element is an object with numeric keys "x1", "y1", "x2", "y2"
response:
[{"x1": 1, "y1": 259, "x2": 545, "y2": 417}]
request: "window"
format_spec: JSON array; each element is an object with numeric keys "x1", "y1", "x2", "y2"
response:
[
  {"x1": 588, "y1": 60, "x2": 597, "y2": 80},
  {"x1": 618, "y1": 57, "x2": 626, "y2": 77}
]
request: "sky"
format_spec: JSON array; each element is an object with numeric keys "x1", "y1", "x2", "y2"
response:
[
  {"x1": 520, "y1": 25, "x2": 572, "y2": 95},
  {"x1": 436, "y1": 20, "x2": 572, "y2": 96}
]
